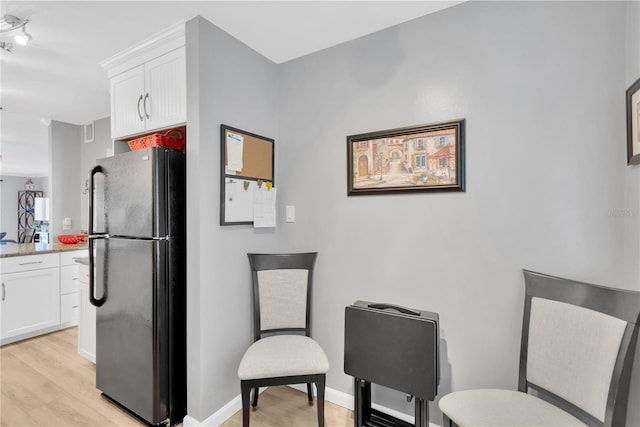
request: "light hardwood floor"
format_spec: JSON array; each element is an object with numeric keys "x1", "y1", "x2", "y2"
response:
[
  {"x1": 220, "y1": 386, "x2": 353, "y2": 427},
  {"x1": 1, "y1": 328, "x2": 353, "y2": 426},
  {"x1": 1, "y1": 327, "x2": 144, "y2": 426}
]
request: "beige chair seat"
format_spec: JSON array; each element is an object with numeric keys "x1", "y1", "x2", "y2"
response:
[
  {"x1": 238, "y1": 335, "x2": 329, "y2": 380},
  {"x1": 439, "y1": 389, "x2": 586, "y2": 427}
]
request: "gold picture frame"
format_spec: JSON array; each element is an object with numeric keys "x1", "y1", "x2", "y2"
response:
[{"x1": 347, "y1": 119, "x2": 465, "y2": 195}]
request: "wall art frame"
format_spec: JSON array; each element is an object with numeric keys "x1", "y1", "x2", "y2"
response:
[
  {"x1": 347, "y1": 119, "x2": 465, "y2": 195},
  {"x1": 627, "y1": 77, "x2": 640, "y2": 165}
]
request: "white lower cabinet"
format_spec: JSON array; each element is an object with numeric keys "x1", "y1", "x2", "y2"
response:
[
  {"x1": 60, "y1": 292, "x2": 80, "y2": 325},
  {"x1": 0, "y1": 249, "x2": 87, "y2": 346},
  {"x1": 1, "y1": 267, "x2": 60, "y2": 342},
  {"x1": 60, "y1": 250, "x2": 85, "y2": 327},
  {"x1": 78, "y1": 264, "x2": 96, "y2": 363}
]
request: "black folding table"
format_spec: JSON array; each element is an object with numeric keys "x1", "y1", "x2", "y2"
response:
[{"x1": 344, "y1": 301, "x2": 440, "y2": 427}]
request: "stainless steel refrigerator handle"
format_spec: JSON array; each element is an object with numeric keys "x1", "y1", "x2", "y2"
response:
[
  {"x1": 143, "y1": 93, "x2": 150, "y2": 119},
  {"x1": 2, "y1": 282, "x2": 5, "y2": 301},
  {"x1": 89, "y1": 165, "x2": 107, "y2": 308},
  {"x1": 137, "y1": 95, "x2": 144, "y2": 121},
  {"x1": 88, "y1": 235, "x2": 107, "y2": 307},
  {"x1": 88, "y1": 165, "x2": 103, "y2": 237}
]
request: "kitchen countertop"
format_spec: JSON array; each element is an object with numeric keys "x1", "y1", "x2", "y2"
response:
[{"x1": 0, "y1": 242, "x2": 88, "y2": 258}]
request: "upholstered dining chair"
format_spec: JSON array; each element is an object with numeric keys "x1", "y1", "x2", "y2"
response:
[
  {"x1": 238, "y1": 252, "x2": 329, "y2": 427},
  {"x1": 439, "y1": 270, "x2": 640, "y2": 427}
]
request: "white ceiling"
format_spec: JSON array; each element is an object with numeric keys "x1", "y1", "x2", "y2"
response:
[{"x1": 0, "y1": 1, "x2": 462, "y2": 177}]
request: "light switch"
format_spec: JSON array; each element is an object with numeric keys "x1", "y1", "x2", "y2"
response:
[
  {"x1": 63, "y1": 217, "x2": 71, "y2": 230},
  {"x1": 286, "y1": 205, "x2": 295, "y2": 223}
]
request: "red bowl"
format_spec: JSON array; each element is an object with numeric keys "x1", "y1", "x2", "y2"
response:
[{"x1": 57, "y1": 234, "x2": 83, "y2": 244}]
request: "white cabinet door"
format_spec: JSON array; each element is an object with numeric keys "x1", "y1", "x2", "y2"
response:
[
  {"x1": 1, "y1": 253, "x2": 59, "y2": 274},
  {"x1": 1, "y1": 268, "x2": 60, "y2": 341},
  {"x1": 60, "y1": 265, "x2": 79, "y2": 295},
  {"x1": 60, "y1": 249, "x2": 87, "y2": 267},
  {"x1": 111, "y1": 65, "x2": 145, "y2": 139},
  {"x1": 78, "y1": 281, "x2": 96, "y2": 363},
  {"x1": 144, "y1": 47, "x2": 186, "y2": 131},
  {"x1": 110, "y1": 47, "x2": 185, "y2": 140},
  {"x1": 61, "y1": 292, "x2": 79, "y2": 325}
]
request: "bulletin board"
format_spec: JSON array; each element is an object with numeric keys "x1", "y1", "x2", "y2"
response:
[{"x1": 220, "y1": 124, "x2": 275, "y2": 225}]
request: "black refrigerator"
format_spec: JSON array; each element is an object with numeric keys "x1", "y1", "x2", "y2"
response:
[{"x1": 88, "y1": 147, "x2": 186, "y2": 426}]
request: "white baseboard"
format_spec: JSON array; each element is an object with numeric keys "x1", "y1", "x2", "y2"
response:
[
  {"x1": 182, "y1": 394, "x2": 241, "y2": 427},
  {"x1": 184, "y1": 385, "x2": 439, "y2": 427},
  {"x1": 183, "y1": 388, "x2": 267, "y2": 427}
]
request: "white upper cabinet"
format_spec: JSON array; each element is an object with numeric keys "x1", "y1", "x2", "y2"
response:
[
  {"x1": 110, "y1": 65, "x2": 146, "y2": 137},
  {"x1": 102, "y1": 22, "x2": 186, "y2": 140},
  {"x1": 144, "y1": 48, "x2": 186, "y2": 131}
]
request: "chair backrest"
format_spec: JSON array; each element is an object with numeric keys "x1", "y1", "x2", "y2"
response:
[
  {"x1": 520, "y1": 270, "x2": 640, "y2": 427},
  {"x1": 247, "y1": 253, "x2": 318, "y2": 341}
]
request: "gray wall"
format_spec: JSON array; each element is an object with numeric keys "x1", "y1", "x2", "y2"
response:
[
  {"x1": 1, "y1": 119, "x2": 105, "y2": 242},
  {"x1": 184, "y1": 2, "x2": 639, "y2": 424},
  {"x1": 80, "y1": 117, "x2": 112, "y2": 230},
  {"x1": 275, "y1": 1, "x2": 636, "y2": 424},
  {"x1": 625, "y1": 1, "x2": 640, "y2": 291},
  {"x1": 625, "y1": 2, "x2": 640, "y2": 426},
  {"x1": 49, "y1": 120, "x2": 82, "y2": 238},
  {"x1": 185, "y1": 16, "x2": 280, "y2": 420},
  {"x1": 0, "y1": 176, "x2": 48, "y2": 241}
]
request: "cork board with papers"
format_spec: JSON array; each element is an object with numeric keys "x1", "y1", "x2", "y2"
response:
[{"x1": 220, "y1": 124, "x2": 275, "y2": 225}]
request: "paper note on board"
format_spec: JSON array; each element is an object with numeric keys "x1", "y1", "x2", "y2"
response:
[
  {"x1": 253, "y1": 187, "x2": 277, "y2": 228},
  {"x1": 226, "y1": 132, "x2": 244, "y2": 172}
]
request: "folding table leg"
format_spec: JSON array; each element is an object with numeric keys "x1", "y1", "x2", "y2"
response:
[
  {"x1": 354, "y1": 378, "x2": 372, "y2": 427},
  {"x1": 415, "y1": 398, "x2": 428, "y2": 427}
]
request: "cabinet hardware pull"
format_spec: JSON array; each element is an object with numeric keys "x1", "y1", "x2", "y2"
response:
[
  {"x1": 143, "y1": 92, "x2": 150, "y2": 119},
  {"x1": 137, "y1": 95, "x2": 144, "y2": 121},
  {"x1": 18, "y1": 261, "x2": 43, "y2": 266},
  {"x1": 72, "y1": 278, "x2": 78, "y2": 281},
  {"x1": 2, "y1": 282, "x2": 5, "y2": 301}
]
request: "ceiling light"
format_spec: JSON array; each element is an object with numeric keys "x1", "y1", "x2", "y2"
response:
[
  {"x1": 14, "y1": 24, "x2": 32, "y2": 46},
  {"x1": 0, "y1": 41, "x2": 13, "y2": 53},
  {"x1": 0, "y1": 14, "x2": 31, "y2": 51}
]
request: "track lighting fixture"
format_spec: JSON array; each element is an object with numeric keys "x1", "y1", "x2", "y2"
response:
[
  {"x1": 0, "y1": 41, "x2": 13, "y2": 53},
  {"x1": 0, "y1": 14, "x2": 32, "y2": 52},
  {"x1": 14, "y1": 23, "x2": 32, "y2": 46}
]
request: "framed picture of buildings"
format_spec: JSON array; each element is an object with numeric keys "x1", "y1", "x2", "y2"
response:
[
  {"x1": 347, "y1": 119, "x2": 465, "y2": 195},
  {"x1": 627, "y1": 77, "x2": 640, "y2": 165}
]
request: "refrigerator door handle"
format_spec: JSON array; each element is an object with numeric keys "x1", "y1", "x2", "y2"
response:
[
  {"x1": 88, "y1": 165, "x2": 107, "y2": 308},
  {"x1": 89, "y1": 234, "x2": 107, "y2": 307},
  {"x1": 89, "y1": 165, "x2": 104, "y2": 237}
]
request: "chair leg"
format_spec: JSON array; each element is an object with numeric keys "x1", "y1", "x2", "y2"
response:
[
  {"x1": 443, "y1": 414, "x2": 458, "y2": 427},
  {"x1": 252, "y1": 387, "x2": 259, "y2": 407},
  {"x1": 241, "y1": 382, "x2": 251, "y2": 427},
  {"x1": 316, "y1": 375, "x2": 326, "y2": 427},
  {"x1": 307, "y1": 383, "x2": 314, "y2": 404}
]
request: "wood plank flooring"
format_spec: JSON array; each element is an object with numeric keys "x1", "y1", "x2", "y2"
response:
[
  {"x1": 220, "y1": 386, "x2": 353, "y2": 427},
  {"x1": 1, "y1": 327, "x2": 144, "y2": 427},
  {"x1": 1, "y1": 328, "x2": 354, "y2": 426}
]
